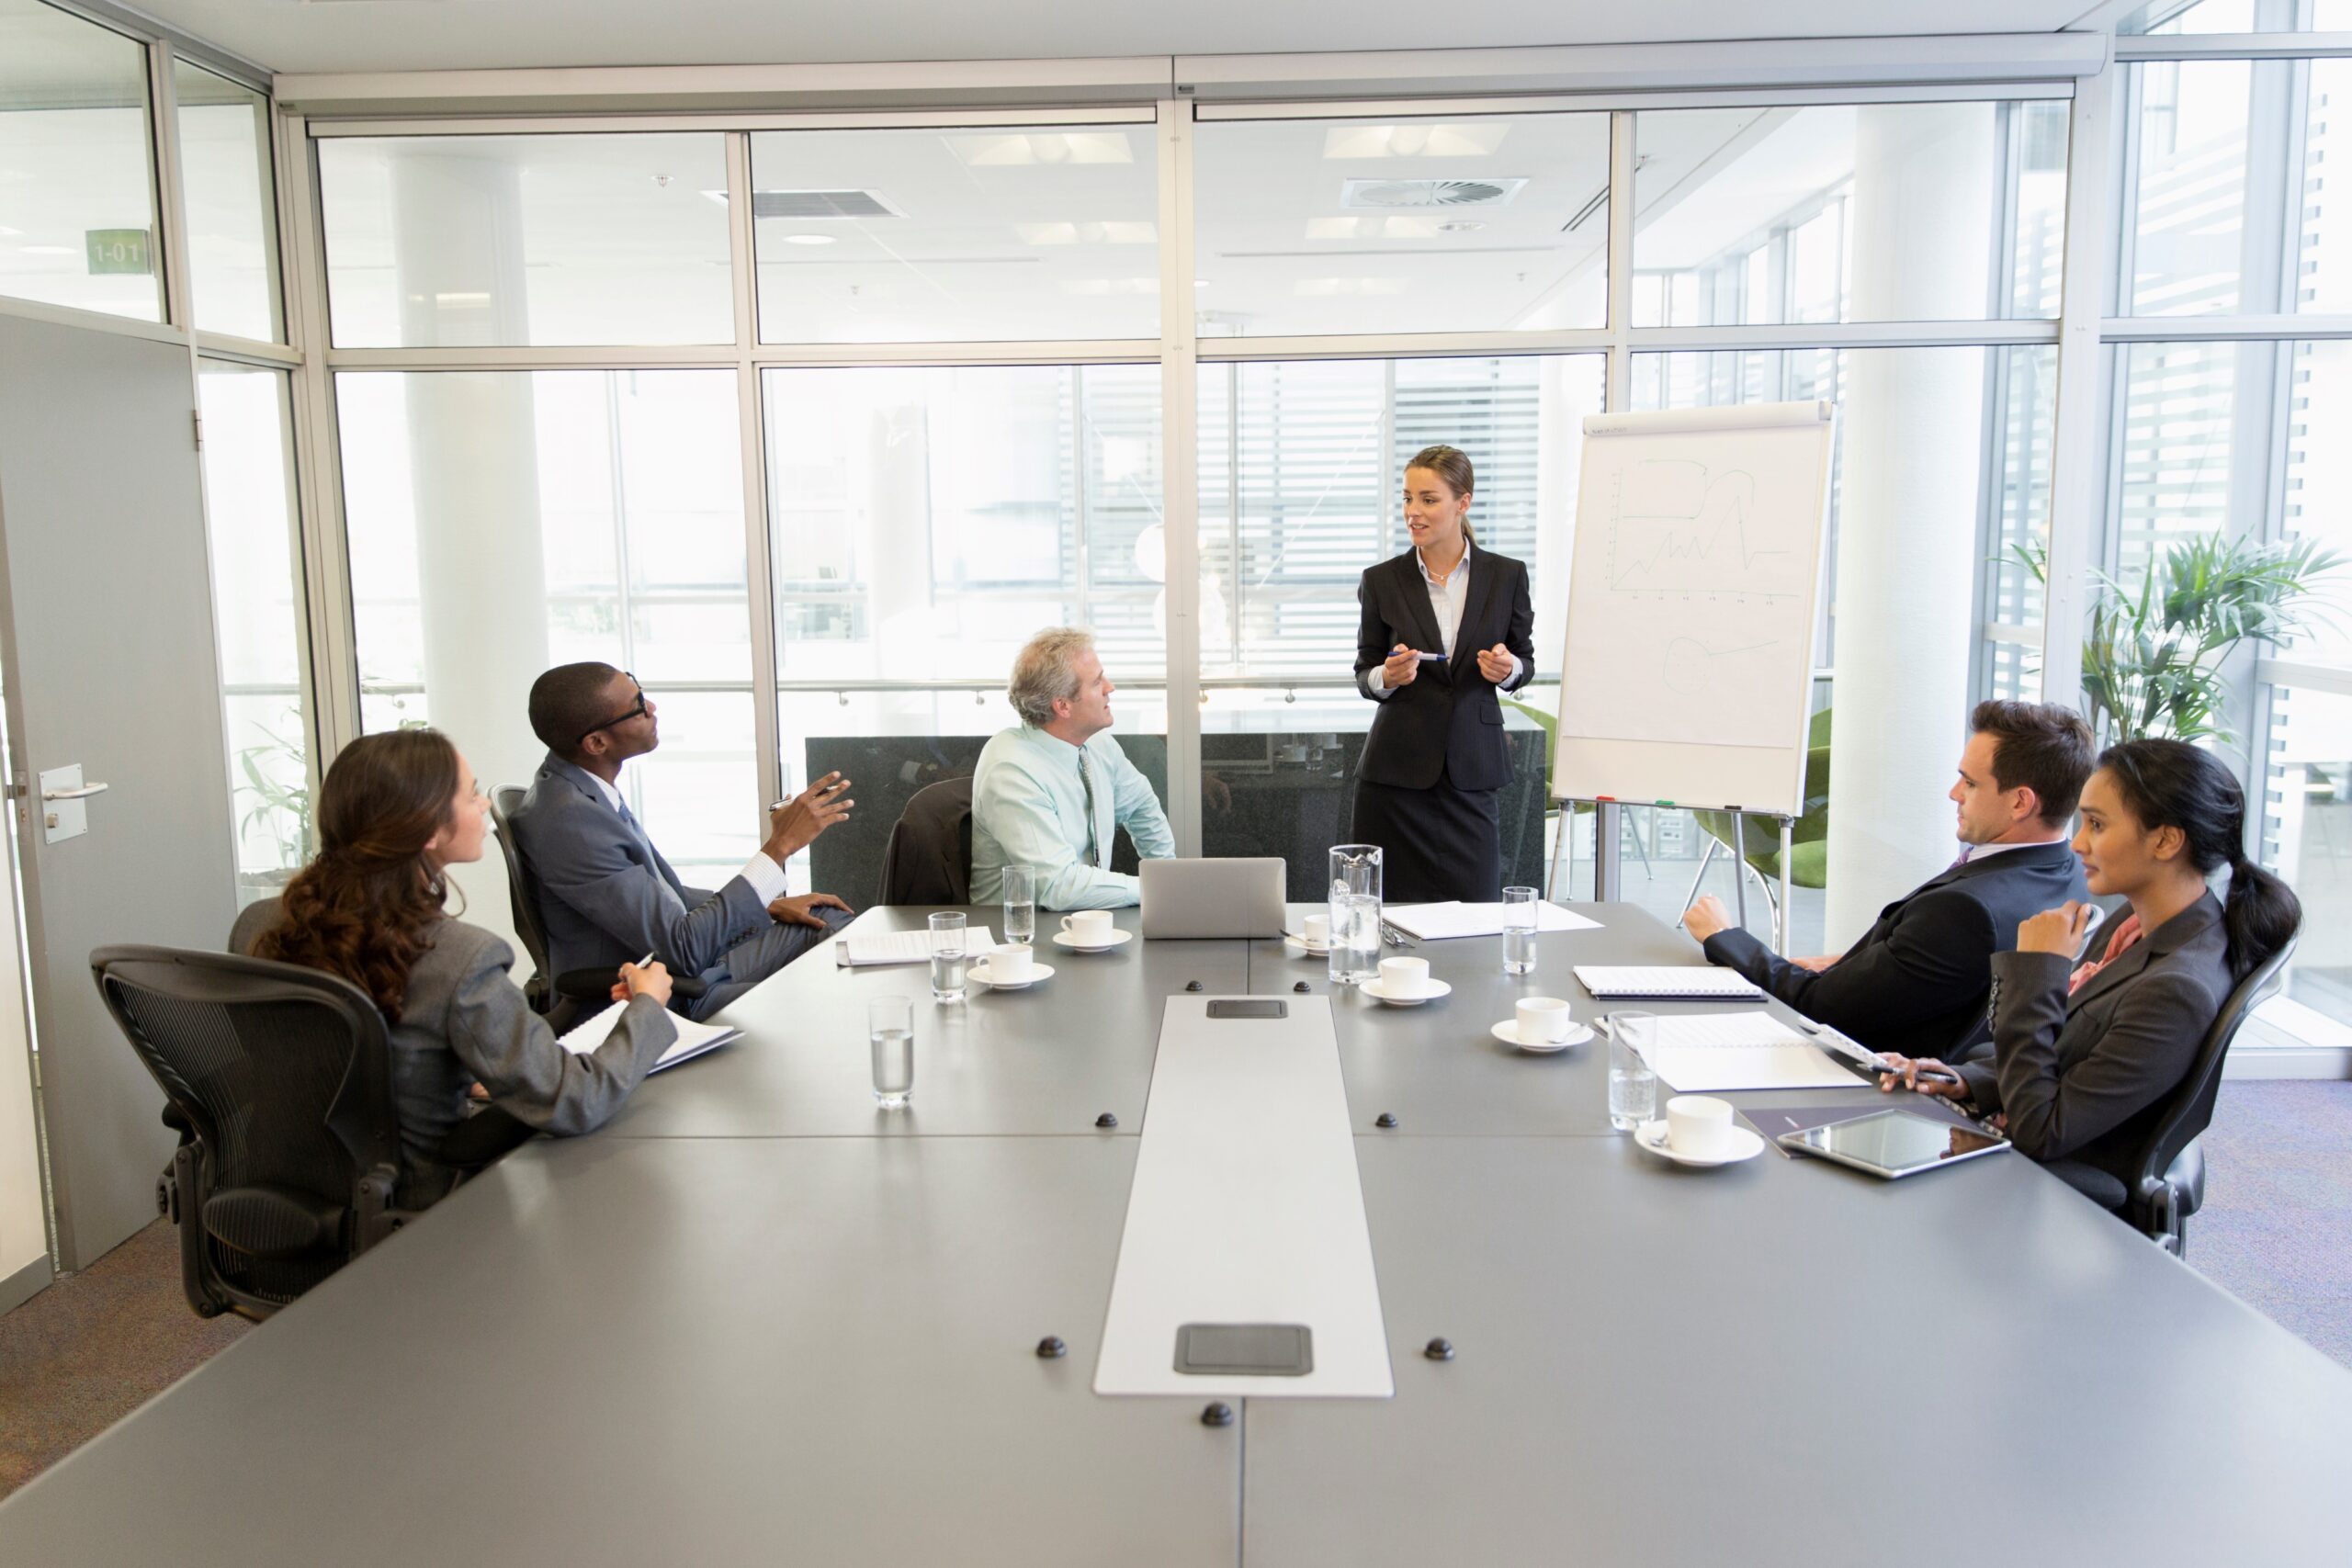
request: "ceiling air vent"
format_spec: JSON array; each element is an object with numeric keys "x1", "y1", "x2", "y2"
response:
[
  {"x1": 1341, "y1": 177, "x2": 1527, "y2": 210},
  {"x1": 750, "y1": 189, "x2": 904, "y2": 220}
]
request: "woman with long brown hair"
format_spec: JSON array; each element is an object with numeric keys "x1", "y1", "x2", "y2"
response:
[
  {"x1": 253, "y1": 728, "x2": 677, "y2": 1205},
  {"x1": 1350, "y1": 444, "x2": 1538, "y2": 902}
]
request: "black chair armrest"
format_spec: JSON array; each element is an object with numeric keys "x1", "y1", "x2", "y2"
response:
[
  {"x1": 2045, "y1": 1158, "x2": 2129, "y2": 1213},
  {"x1": 437, "y1": 1105, "x2": 537, "y2": 1172}
]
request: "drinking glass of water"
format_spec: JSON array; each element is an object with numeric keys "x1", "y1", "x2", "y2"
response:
[
  {"x1": 868, "y1": 996, "x2": 914, "y2": 1108},
  {"x1": 1501, "y1": 885, "x2": 1538, "y2": 976},
  {"x1": 1002, "y1": 865, "x2": 1036, "y2": 948},
  {"x1": 928, "y1": 911, "x2": 967, "y2": 1004},
  {"x1": 1328, "y1": 843, "x2": 1383, "y2": 987},
  {"x1": 1607, "y1": 1011, "x2": 1658, "y2": 1132}
]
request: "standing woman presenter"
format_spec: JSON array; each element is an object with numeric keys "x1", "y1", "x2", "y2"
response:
[{"x1": 1350, "y1": 445, "x2": 1537, "y2": 903}]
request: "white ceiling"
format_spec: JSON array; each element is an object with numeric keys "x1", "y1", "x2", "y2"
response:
[{"x1": 129, "y1": 0, "x2": 2110, "y2": 78}]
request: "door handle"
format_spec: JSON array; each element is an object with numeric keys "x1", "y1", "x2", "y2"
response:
[{"x1": 41, "y1": 783, "x2": 108, "y2": 801}]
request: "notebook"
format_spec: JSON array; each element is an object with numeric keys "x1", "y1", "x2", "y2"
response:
[
  {"x1": 833, "y1": 926, "x2": 997, "y2": 967},
  {"x1": 1630, "y1": 1011, "x2": 1856, "y2": 1093},
  {"x1": 1381, "y1": 901, "x2": 1604, "y2": 940},
  {"x1": 1573, "y1": 965, "x2": 1763, "y2": 1000},
  {"x1": 558, "y1": 1001, "x2": 740, "y2": 1074}
]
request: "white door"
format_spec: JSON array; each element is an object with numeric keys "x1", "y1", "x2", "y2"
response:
[{"x1": 0, "y1": 312, "x2": 234, "y2": 1269}]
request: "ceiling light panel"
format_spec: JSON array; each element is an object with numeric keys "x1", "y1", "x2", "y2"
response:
[
  {"x1": 945, "y1": 132, "x2": 1135, "y2": 168},
  {"x1": 1321, "y1": 124, "x2": 1511, "y2": 161}
]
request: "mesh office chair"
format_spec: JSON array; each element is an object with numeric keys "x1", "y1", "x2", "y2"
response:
[
  {"x1": 2126, "y1": 933, "x2": 2298, "y2": 1258},
  {"x1": 877, "y1": 775, "x2": 975, "y2": 904},
  {"x1": 95, "y1": 944, "x2": 413, "y2": 1320},
  {"x1": 489, "y1": 784, "x2": 703, "y2": 1022}
]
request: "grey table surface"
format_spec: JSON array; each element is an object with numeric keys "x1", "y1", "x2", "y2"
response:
[
  {"x1": 6, "y1": 901, "x2": 2350, "y2": 1564},
  {"x1": 0, "y1": 1135, "x2": 1241, "y2": 1568},
  {"x1": 597, "y1": 905, "x2": 1248, "y2": 1139},
  {"x1": 1255, "y1": 901, "x2": 1902, "y2": 1136}
]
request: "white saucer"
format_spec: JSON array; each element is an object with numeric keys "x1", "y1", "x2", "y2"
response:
[
  {"x1": 1050, "y1": 929, "x2": 1134, "y2": 953},
  {"x1": 1634, "y1": 1119, "x2": 1765, "y2": 1168},
  {"x1": 1284, "y1": 936, "x2": 1332, "y2": 958},
  {"x1": 1359, "y1": 976, "x2": 1453, "y2": 1007},
  {"x1": 969, "y1": 960, "x2": 1055, "y2": 989},
  {"x1": 1491, "y1": 1019, "x2": 1594, "y2": 1053}
]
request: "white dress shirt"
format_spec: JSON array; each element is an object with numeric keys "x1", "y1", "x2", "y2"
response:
[
  {"x1": 1957, "y1": 835, "x2": 2066, "y2": 865},
  {"x1": 1364, "y1": 539, "x2": 1525, "y2": 697},
  {"x1": 589, "y1": 769, "x2": 788, "y2": 906}
]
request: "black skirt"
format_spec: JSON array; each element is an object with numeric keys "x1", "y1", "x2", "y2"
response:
[{"x1": 1349, "y1": 761, "x2": 1503, "y2": 905}]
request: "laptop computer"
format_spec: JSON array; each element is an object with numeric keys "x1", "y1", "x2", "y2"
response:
[{"x1": 1138, "y1": 858, "x2": 1287, "y2": 939}]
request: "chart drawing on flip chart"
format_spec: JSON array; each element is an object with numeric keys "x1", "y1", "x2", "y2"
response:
[{"x1": 1554, "y1": 402, "x2": 1836, "y2": 816}]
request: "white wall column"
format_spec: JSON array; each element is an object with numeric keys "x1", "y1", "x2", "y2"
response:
[
  {"x1": 392, "y1": 151, "x2": 548, "y2": 944},
  {"x1": 1824, "y1": 103, "x2": 1996, "y2": 945}
]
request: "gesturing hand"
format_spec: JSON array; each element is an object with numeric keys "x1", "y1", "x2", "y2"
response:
[
  {"x1": 1381, "y1": 644, "x2": 1420, "y2": 689},
  {"x1": 1475, "y1": 642, "x2": 1515, "y2": 684},
  {"x1": 2018, "y1": 901, "x2": 2094, "y2": 957},
  {"x1": 1680, "y1": 894, "x2": 1733, "y2": 944},
  {"x1": 763, "y1": 772, "x2": 854, "y2": 861}
]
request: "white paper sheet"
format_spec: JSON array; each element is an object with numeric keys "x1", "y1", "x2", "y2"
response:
[
  {"x1": 833, "y1": 926, "x2": 997, "y2": 967},
  {"x1": 557, "y1": 1001, "x2": 740, "y2": 1073},
  {"x1": 1381, "y1": 901, "x2": 1603, "y2": 940},
  {"x1": 1634, "y1": 1010, "x2": 1855, "y2": 1092}
]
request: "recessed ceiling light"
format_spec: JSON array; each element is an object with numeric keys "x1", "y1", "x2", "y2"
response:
[
  {"x1": 784, "y1": 233, "x2": 836, "y2": 246},
  {"x1": 946, "y1": 132, "x2": 1135, "y2": 167},
  {"x1": 1322, "y1": 124, "x2": 1510, "y2": 160}
]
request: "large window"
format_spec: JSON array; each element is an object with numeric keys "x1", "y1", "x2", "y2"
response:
[{"x1": 0, "y1": 0, "x2": 162, "y2": 323}]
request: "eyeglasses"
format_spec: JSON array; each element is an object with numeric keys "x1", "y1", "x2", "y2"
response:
[{"x1": 575, "y1": 674, "x2": 649, "y2": 749}]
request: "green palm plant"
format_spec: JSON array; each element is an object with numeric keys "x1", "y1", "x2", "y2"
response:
[{"x1": 2016, "y1": 534, "x2": 2344, "y2": 744}]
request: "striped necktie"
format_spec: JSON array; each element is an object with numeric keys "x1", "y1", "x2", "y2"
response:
[{"x1": 1077, "y1": 748, "x2": 1100, "y2": 869}]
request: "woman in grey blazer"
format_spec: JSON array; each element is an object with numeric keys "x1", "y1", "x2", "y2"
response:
[
  {"x1": 252, "y1": 728, "x2": 679, "y2": 1206},
  {"x1": 1883, "y1": 739, "x2": 2300, "y2": 1190}
]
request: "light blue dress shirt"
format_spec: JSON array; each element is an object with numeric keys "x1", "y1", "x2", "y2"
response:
[{"x1": 969, "y1": 725, "x2": 1175, "y2": 909}]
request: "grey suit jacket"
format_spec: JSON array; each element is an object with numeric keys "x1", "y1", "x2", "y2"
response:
[
  {"x1": 389, "y1": 918, "x2": 677, "y2": 1205},
  {"x1": 1956, "y1": 892, "x2": 2232, "y2": 1189},
  {"x1": 507, "y1": 751, "x2": 772, "y2": 989}
]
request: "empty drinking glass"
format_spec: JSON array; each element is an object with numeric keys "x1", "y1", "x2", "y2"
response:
[
  {"x1": 1002, "y1": 865, "x2": 1036, "y2": 948},
  {"x1": 1328, "y1": 843, "x2": 1383, "y2": 987},
  {"x1": 1501, "y1": 885, "x2": 1538, "y2": 976},
  {"x1": 868, "y1": 996, "x2": 914, "y2": 1108},
  {"x1": 1607, "y1": 1011, "x2": 1658, "y2": 1132},
  {"x1": 928, "y1": 911, "x2": 968, "y2": 1003}
]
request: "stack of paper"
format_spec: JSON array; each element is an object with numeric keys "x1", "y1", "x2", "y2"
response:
[
  {"x1": 559, "y1": 1002, "x2": 740, "y2": 1074},
  {"x1": 1381, "y1": 901, "x2": 1603, "y2": 940},
  {"x1": 1632, "y1": 1011, "x2": 1855, "y2": 1092},
  {"x1": 1573, "y1": 965, "x2": 1762, "y2": 1000},
  {"x1": 834, "y1": 926, "x2": 997, "y2": 967}
]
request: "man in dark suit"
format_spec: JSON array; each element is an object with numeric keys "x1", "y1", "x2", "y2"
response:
[
  {"x1": 509, "y1": 662, "x2": 856, "y2": 1021},
  {"x1": 1680, "y1": 700, "x2": 2095, "y2": 1060}
]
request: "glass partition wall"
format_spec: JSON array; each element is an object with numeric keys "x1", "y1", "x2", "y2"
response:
[{"x1": 303, "y1": 88, "x2": 2082, "y2": 941}]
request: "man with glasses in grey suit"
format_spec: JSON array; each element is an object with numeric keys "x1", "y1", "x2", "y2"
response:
[{"x1": 509, "y1": 661, "x2": 856, "y2": 1020}]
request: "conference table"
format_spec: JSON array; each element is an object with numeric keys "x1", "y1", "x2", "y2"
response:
[{"x1": 5, "y1": 903, "x2": 2351, "y2": 1564}]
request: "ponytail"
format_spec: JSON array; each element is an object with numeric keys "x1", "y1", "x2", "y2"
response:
[
  {"x1": 2098, "y1": 739, "x2": 2301, "y2": 979},
  {"x1": 2222, "y1": 851, "x2": 2301, "y2": 982}
]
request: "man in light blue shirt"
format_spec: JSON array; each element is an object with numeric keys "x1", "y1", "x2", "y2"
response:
[{"x1": 971, "y1": 627, "x2": 1175, "y2": 909}]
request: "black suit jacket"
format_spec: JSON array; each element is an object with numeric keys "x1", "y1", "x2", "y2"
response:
[
  {"x1": 1955, "y1": 893, "x2": 2232, "y2": 1190},
  {"x1": 1703, "y1": 840, "x2": 2089, "y2": 1060},
  {"x1": 1352, "y1": 546, "x2": 1536, "y2": 792}
]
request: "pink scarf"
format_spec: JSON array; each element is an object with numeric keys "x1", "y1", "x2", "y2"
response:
[{"x1": 2067, "y1": 913, "x2": 2144, "y2": 995}]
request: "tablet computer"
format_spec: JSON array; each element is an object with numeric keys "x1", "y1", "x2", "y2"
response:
[{"x1": 1778, "y1": 1109, "x2": 2010, "y2": 1180}]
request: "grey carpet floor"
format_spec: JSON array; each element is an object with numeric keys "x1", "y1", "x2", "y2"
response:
[{"x1": 0, "y1": 1080, "x2": 2346, "y2": 1504}]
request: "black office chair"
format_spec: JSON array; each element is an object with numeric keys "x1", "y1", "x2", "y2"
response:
[
  {"x1": 95, "y1": 944, "x2": 416, "y2": 1320},
  {"x1": 2124, "y1": 933, "x2": 2298, "y2": 1258},
  {"x1": 489, "y1": 784, "x2": 703, "y2": 1022},
  {"x1": 877, "y1": 775, "x2": 974, "y2": 904}
]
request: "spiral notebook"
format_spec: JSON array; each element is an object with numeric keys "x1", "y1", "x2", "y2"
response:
[{"x1": 1573, "y1": 965, "x2": 1763, "y2": 1000}]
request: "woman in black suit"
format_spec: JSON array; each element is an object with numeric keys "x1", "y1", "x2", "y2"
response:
[
  {"x1": 1349, "y1": 445, "x2": 1537, "y2": 904},
  {"x1": 1882, "y1": 739, "x2": 2300, "y2": 1191}
]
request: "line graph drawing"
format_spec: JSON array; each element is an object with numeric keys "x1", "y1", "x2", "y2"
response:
[
  {"x1": 1661, "y1": 635, "x2": 1781, "y2": 696},
  {"x1": 1603, "y1": 459, "x2": 1800, "y2": 601}
]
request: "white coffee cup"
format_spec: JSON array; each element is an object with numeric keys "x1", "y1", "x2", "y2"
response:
[
  {"x1": 989, "y1": 942, "x2": 1035, "y2": 983},
  {"x1": 1665, "y1": 1095, "x2": 1737, "y2": 1159},
  {"x1": 1516, "y1": 996, "x2": 1573, "y2": 1043},
  {"x1": 1059, "y1": 910, "x2": 1114, "y2": 944},
  {"x1": 1301, "y1": 913, "x2": 1331, "y2": 947},
  {"x1": 1377, "y1": 956, "x2": 1430, "y2": 996}
]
